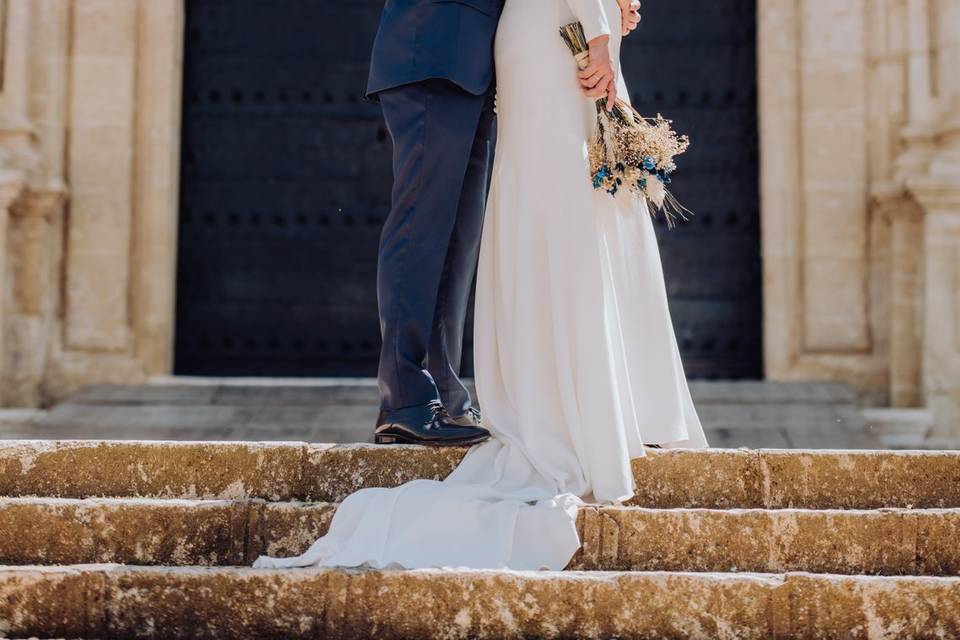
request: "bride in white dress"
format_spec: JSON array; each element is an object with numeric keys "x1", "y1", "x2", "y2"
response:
[{"x1": 254, "y1": 0, "x2": 707, "y2": 572}]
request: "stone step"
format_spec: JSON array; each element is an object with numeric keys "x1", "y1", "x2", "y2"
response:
[
  {"x1": 2, "y1": 564, "x2": 959, "y2": 639},
  {"x1": 2, "y1": 440, "x2": 959, "y2": 508},
  {"x1": 1, "y1": 497, "x2": 958, "y2": 576}
]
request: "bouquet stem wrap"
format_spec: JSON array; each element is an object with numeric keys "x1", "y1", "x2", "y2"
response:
[{"x1": 574, "y1": 51, "x2": 591, "y2": 71}]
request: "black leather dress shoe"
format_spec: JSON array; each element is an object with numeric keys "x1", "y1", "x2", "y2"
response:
[
  {"x1": 375, "y1": 401, "x2": 491, "y2": 446},
  {"x1": 444, "y1": 406, "x2": 483, "y2": 428}
]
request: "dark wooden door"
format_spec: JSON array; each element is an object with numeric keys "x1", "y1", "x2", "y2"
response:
[
  {"x1": 175, "y1": 0, "x2": 762, "y2": 379},
  {"x1": 175, "y1": 0, "x2": 395, "y2": 375},
  {"x1": 622, "y1": 0, "x2": 763, "y2": 378}
]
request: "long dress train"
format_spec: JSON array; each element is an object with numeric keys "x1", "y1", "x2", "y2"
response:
[{"x1": 253, "y1": 0, "x2": 708, "y2": 572}]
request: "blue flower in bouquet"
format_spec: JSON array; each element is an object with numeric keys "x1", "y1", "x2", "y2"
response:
[
  {"x1": 656, "y1": 170, "x2": 672, "y2": 185},
  {"x1": 642, "y1": 156, "x2": 657, "y2": 171},
  {"x1": 592, "y1": 164, "x2": 612, "y2": 190},
  {"x1": 637, "y1": 177, "x2": 648, "y2": 191}
]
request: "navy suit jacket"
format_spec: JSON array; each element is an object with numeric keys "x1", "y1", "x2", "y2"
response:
[{"x1": 367, "y1": 0, "x2": 504, "y2": 98}]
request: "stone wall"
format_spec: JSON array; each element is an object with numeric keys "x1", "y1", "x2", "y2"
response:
[
  {"x1": 0, "y1": 0, "x2": 957, "y2": 435},
  {"x1": 0, "y1": 0, "x2": 182, "y2": 406},
  {"x1": 758, "y1": 0, "x2": 960, "y2": 435}
]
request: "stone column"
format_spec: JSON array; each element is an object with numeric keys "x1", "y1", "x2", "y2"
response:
[
  {"x1": 759, "y1": 0, "x2": 885, "y2": 388},
  {"x1": 934, "y1": 0, "x2": 960, "y2": 116},
  {"x1": 131, "y1": 0, "x2": 185, "y2": 376},
  {"x1": 0, "y1": 173, "x2": 24, "y2": 399},
  {"x1": 6, "y1": 190, "x2": 64, "y2": 405},
  {"x1": 912, "y1": 181, "x2": 960, "y2": 437},
  {"x1": 897, "y1": 0, "x2": 939, "y2": 178},
  {"x1": 0, "y1": 0, "x2": 34, "y2": 404},
  {"x1": 758, "y1": 0, "x2": 803, "y2": 378},
  {"x1": 912, "y1": 117, "x2": 960, "y2": 438},
  {"x1": 799, "y1": 0, "x2": 871, "y2": 353},
  {"x1": 882, "y1": 196, "x2": 924, "y2": 407},
  {"x1": 63, "y1": 0, "x2": 138, "y2": 352},
  {"x1": 0, "y1": 0, "x2": 32, "y2": 134},
  {"x1": 0, "y1": 0, "x2": 38, "y2": 177},
  {"x1": 907, "y1": 0, "x2": 960, "y2": 437}
]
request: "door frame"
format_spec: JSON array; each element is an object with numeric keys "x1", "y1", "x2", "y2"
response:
[{"x1": 132, "y1": 0, "x2": 186, "y2": 375}]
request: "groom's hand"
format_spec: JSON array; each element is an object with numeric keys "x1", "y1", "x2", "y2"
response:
[
  {"x1": 579, "y1": 35, "x2": 617, "y2": 111},
  {"x1": 618, "y1": 0, "x2": 641, "y2": 36}
]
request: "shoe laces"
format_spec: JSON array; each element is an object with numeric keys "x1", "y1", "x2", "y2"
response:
[
  {"x1": 427, "y1": 401, "x2": 481, "y2": 424},
  {"x1": 427, "y1": 400, "x2": 446, "y2": 418}
]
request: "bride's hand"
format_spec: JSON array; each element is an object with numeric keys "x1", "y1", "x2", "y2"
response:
[
  {"x1": 617, "y1": 0, "x2": 641, "y2": 36},
  {"x1": 578, "y1": 35, "x2": 617, "y2": 111}
]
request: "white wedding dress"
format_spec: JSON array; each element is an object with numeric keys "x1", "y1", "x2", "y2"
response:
[{"x1": 253, "y1": 0, "x2": 707, "y2": 572}]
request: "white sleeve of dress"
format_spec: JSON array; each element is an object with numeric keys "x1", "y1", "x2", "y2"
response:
[{"x1": 565, "y1": 0, "x2": 612, "y2": 43}]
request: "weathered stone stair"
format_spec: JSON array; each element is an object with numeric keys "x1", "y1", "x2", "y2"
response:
[
  {"x1": 3, "y1": 498, "x2": 960, "y2": 575},
  {"x1": 1, "y1": 440, "x2": 959, "y2": 639}
]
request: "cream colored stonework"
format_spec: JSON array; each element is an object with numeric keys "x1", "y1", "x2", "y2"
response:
[
  {"x1": 0, "y1": 0, "x2": 182, "y2": 405},
  {"x1": 759, "y1": 0, "x2": 960, "y2": 435},
  {"x1": 0, "y1": 1, "x2": 957, "y2": 435}
]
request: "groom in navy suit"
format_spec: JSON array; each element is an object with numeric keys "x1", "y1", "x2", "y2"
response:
[{"x1": 367, "y1": 0, "x2": 504, "y2": 446}]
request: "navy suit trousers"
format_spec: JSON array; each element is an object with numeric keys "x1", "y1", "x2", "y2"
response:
[{"x1": 376, "y1": 80, "x2": 495, "y2": 414}]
